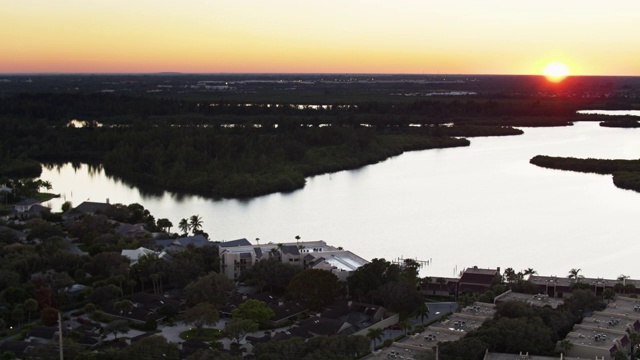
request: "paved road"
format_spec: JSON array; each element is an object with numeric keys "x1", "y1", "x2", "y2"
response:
[{"x1": 376, "y1": 302, "x2": 458, "y2": 348}]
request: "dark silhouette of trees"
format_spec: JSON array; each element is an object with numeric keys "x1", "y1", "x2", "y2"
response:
[
  {"x1": 288, "y1": 269, "x2": 342, "y2": 310},
  {"x1": 189, "y1": 215, "x2": 203, "y2": 234},
  {"x1": 184, "y1": 273, "x2": 235, "y2": 307},
  {"x1": 237, "y1": 258, "x2": 300, "y2": 294}
]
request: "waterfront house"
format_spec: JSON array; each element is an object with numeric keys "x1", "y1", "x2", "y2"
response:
[
  {"x1": 11, "y1": 198, "x2": 50, "y2": 218},
  {"x1": 218, "y1": 240, "x2": 368, "y2": 280}
]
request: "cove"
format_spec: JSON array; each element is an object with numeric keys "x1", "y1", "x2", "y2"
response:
[{"x1": 40, "y1": 122, "x2": 640, "y2": 279}]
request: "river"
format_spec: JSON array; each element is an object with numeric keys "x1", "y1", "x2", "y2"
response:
[{"x1": 40, "y1": 121, "x2": 640, "y2": 279}]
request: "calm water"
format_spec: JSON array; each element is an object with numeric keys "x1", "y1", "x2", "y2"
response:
[{"x1": 41, "y1": 122, "x2": 640, "y2": 279}]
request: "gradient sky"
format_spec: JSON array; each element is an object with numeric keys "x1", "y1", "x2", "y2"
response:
[{"x1": 1, "y1": 0, "x2": 638, "y2": 75}]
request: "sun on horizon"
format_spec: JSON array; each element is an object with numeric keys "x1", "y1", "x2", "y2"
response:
[{"x1": 542, "y1": 62, "x2": 570, "y2": 83}]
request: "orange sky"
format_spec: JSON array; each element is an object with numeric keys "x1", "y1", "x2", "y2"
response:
[{"x1": 1, "y1": 0, "x2": 638, "y2": 75}]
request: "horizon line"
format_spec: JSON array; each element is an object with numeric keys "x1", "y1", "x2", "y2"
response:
[{"x1": 0, "y1": 72, "x2": 638, "y2": 78}]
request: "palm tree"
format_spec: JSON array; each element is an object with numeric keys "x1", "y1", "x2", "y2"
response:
[
  {"x1": 150, "y1": 273, "x2": 160, "y2": 294},
  {"x1": 189, "y1": 214, "x2": 203, "y2": 233},
  {"x1": 568, "y1": 268, "x2": 583, "y2": 283},
  {"x1": 37, "y1": 180, "x2": 53, "y2": 192},
  {"x1": 24, "y1": 298, "x2": 38, "y2": 322},
  {"x1": 255, "y1": 237, "x2": 260, "y2": 245},
  {"x1": 112, "y1": 274, "x2": 126, "y2": 298},
  {"x1": 399, "y1": 319, "x2": 411, "y2": 335},
  {"x1": 559, "y1": 339, "x2": 573, "y2": 354},
  {"x1": 178, "y1": 218, "x2": 189, "y2": 235},
  {"x1": 523, "y1": 268, "x2": 537, "y2": 277},
  {"x1": 415, "y1": 302, "x2": 430, "y2": 324},
  {"x1": 618, "y1": 274, "x2": 630, "y2": 286},
  {"x1": 366, "y1": 327, "x2": 384, "y2": 349}
]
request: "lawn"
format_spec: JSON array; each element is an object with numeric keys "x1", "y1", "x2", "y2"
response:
[{"x1": 179, "y1": 328, "x2": 223, "y2": 341}]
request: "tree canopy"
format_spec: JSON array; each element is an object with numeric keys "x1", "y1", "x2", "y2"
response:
[{"x1": 288, "y1": 269, "x2": 342, "y2": 310}]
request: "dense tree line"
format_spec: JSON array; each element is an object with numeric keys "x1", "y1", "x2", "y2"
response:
[
  {"x1": 530, "y1": 155, "x2": 640, "y2": 193},
  {"x1": 347, "y1": 258, "x2": 424, "y2": 317},
  {"x1": 600, "y1": 118, "x2": 640, "y2": 128},
  {"x1": 0, "y1": 92, "x2": 591, "y2": 123},
  {"x1": 1, "y1": 114, "x2": 480, "y2": 197},
  {"x1": 253, "y1": 334, "x2": 370, "y2": 360},
  {"x1": 5, "y1": 90, "x2": 589, "y2": 198}
]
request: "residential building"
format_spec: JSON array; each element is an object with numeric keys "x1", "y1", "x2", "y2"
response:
[
  {"x1": 11, "y1": 198, "x2": 50, "y2": 218},
  {"x1": 420, "y1": 276, "x2": 458, "y2": 297},
  {"x1": 457, "y1": 266, "x2": 501, "y2": 295},
  {"x1": 121, "y1": 247, "x2": 171, "y2": 266},
  {"x1": 218, "y1": 240, "x2": 368, "y2": 280},
  {"x1": 559, "y1": 296, "x2": 640, "y2": 359},
  {"x1": 530, "y1": 275, "x2": 640, "y2": 298}
]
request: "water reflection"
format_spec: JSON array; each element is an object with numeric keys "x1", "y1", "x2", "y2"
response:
[{"x1": 40, "y1": 122, "x2": 640, "y2": 279}]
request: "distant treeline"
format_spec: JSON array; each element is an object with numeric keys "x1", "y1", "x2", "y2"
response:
[
  {"x1": 530, "y1": 155, "x2": 640, "y2": 193},
  {"x1": 599, "y1": 118, "x2": 640, "y2": 128},
  {"x1": 8, "y1": 90, "x2": 627, "y2": 198},
  {"x1": 0, "y1": 92, "x2": 594, "y2": 125},
  {"x1": 1, "y1": 115, "x2": 484, "y2": 197},
  {"x1": 0, "y1": 92, "x2": 549, "y2": 198}
]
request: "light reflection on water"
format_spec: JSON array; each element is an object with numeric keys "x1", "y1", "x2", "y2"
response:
[{"x1": 41, "y1": 122, "x2": 640, "y2": 279}]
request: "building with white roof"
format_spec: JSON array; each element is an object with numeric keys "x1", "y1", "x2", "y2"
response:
[{"x1": 218, "y1": 240, "x2": 368, "y2": 280}]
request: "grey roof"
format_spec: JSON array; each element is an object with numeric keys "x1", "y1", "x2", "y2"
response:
[
  {"x1": 14, "y1": 198, "x2": 40, "y2": 206},
  {"x1": 217, "y1": 238, "x2": 252, "y2": 248},
  {"x1": 74, "y1": 201, "x2": 113, "y2": 214},
  {"x1": 173, "y1": 234, "x2": 210, "y2": 247},
  {"x1": 294, "y1": 317, "x2": 350, "y2": 337},
  {"x1": 154, "y1": 239, "x2": 175, "y2": 249},
  {"x1": 27, "y1": 204, "x2": 51, "y2": 214},
  {"x1": 281, "y1": 245, "x2": 300, "y2": 255}
]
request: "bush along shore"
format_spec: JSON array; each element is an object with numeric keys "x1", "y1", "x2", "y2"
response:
[{"x1": 530, "y1": 155, "x2": 640, "y2": 193}]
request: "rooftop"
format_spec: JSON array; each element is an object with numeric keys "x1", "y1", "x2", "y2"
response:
[
  {"x1": 581, "y1": 312, "x2": 638, "y2": 333},
  {"x1": 495, "y1": 291, "x2": 564, "y2": 309},
  {"x1": 459, "y1": 303, "x2": 496, "y2": 319},
  {"x1": 484, "y1": 352, "x2": 582, "y2": 360},
  {"x1": 565, "y1": 324, "x2": 627, "y2": 350},
  {"x1": 601, "y1": 296, "x2": 640, "y2": 318},
  {"x1": 431, "y1": 313, "x2": 486, "y2": 334},
  {"x1": 529, "y1": 275, "x2": 622, "y2": 289}
]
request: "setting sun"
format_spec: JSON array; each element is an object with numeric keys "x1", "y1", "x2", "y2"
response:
[{"x1": 542, "y1": 62, "x2": 570, "y2": 83}]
